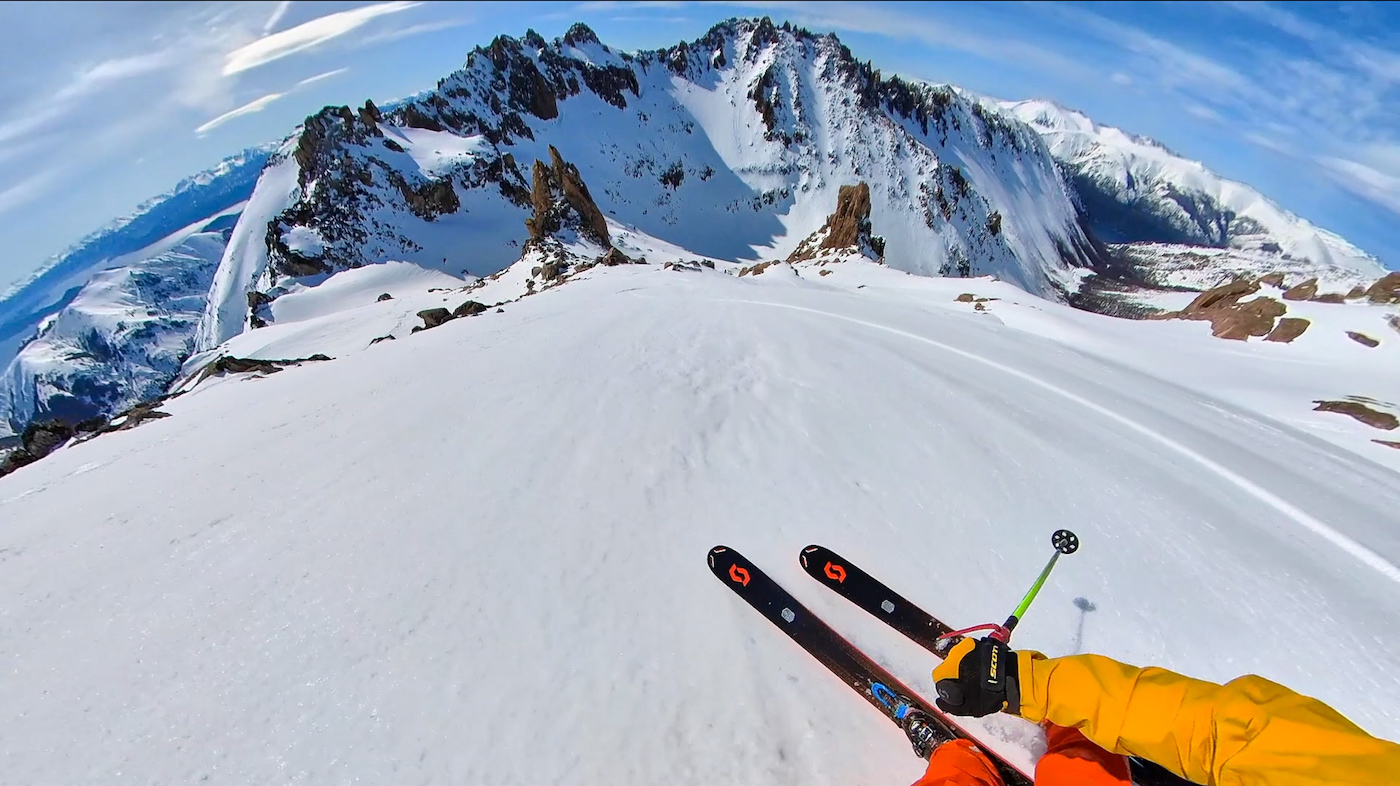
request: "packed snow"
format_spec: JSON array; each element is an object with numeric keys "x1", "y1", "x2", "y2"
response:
[{"x1": 2, "y1": 259, "x2": 1397, "y2": 784}]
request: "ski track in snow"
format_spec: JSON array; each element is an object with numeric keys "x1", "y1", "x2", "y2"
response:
[
  {"x1": 725, "y1": 298, "x2": 1400, "y2": 585},
  {"x1": 0, "y1": 266, "x2": 1397, "y2": 785}
]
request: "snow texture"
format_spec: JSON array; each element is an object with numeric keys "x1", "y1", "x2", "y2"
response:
[{"x1": 1, "y1": 259, "x2": 1397, "y2": 785}]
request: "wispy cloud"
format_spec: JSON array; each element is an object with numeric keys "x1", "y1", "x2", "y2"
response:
[
  {"x1": 356, "y1": 18, "x2": 472, "y2": 47},
  {"x1": 195, "y1": 92, "x2": 285, "y2": 135},
  {"x1": 1319, "y1": 154, "x2": 1400, "y2": 214},
  {"x1": 264, "y1": 1, "x2": 293, "y2": 35},
  {"x1": 296, "y1": 67, "x2": 349, "y2": 87},
  {"x1": 223, "y1": 1, "x2": 420, "y2": 76},
  {"x1": 0, "y1": 168, "x2": 64, "y2": 216}
]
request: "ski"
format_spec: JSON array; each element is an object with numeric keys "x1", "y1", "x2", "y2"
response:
[
  {"x1": 799, "y1": 544, "x2": 962, "y2": 658},
  {"x1": 799, "y1": 544, "x2": 1198, "y2": 786},
  {"x1": 708, "y1": 545, "x2": 1033, "y2": 786}
]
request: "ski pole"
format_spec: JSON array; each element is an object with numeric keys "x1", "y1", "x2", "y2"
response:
[{"x1": 938, "y1": 529, "x2": 1079, "y2": 645}]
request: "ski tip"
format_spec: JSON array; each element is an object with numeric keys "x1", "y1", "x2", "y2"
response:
[{"x1": 708, "y1": 545, "x2": 731, "y2": 567}]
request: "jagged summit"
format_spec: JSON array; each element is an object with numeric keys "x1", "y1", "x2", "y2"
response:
[{"x1": 194, "y1": 15, "x2": 1098, "y2": 350}]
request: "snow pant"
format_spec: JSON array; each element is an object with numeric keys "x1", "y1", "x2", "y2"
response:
[{"x1": 910, "y1": 724, "x2": 1133, "y2": 786}]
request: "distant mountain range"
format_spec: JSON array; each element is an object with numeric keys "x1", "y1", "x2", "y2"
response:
[{"x1": 0, "y1": 18, "x2": 1388, "y2": 440}]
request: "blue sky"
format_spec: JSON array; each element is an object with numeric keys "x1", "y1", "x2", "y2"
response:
[{"x1": 1, "y1": 1, "x2": 1397, "y2": 291}]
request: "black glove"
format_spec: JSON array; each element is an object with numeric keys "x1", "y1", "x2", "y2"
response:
[{"x1": 932, "y1": 636, "x2": 1021, "y2": 718}]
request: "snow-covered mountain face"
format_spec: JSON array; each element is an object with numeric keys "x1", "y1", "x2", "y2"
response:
[
  {"x1": 1003, "y1": 100, "x2": 1388, "y2": 290},
  {"x1": 197, "y1": 19, "x2": 1097, "y2": 347},
  {"x1": 0, "y1": 231, "x2": 227, "y2": 437},
  {"x1": 0, "y1": 151, "x2": 266, "y2": 439}
]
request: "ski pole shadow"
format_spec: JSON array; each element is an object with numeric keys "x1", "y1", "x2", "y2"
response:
[{"x1": 1072, "y1": 597, "x2": 1097, "y2": 654}]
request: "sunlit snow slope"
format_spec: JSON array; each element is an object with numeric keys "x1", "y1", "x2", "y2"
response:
[{"x1": 2, "y1": 264, "x2": 1397, "y2": 784}]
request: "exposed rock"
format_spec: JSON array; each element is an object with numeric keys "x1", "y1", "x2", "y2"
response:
[
  {"x1": 1366, "y1": 272, "x2": 1400, "y2": 304},
  {"x1": 1346, "y1": 331, "x2": 1379, "y2": 348},
  {"x1": 818, "y1": 269, "x2": 832, "y2": 276},
  {"x1": 102, "y1": 402, "x2": 171, "y2": 434},
  {"x1": 823, "y1": 182, "x2": 873, "y2": 249},
  {"x1": 452, "y1": 300, "x2": 488, "y2": 318},
  {"x1": 1312, "y1": 292, "x2": 1345, "y2": 304},
  {"x1": 1389, "y1": 315, "x2": 1400, "y2": 336},
  {"x1": 1375, "y1": 440, "x2": 1400, "y2": 450},
  {"x1": 0, "y1": 420, "x2": 73, "y2": 477},
  {"x1": 1282, "y1": 278, "x2": 1318, "y2": 301},
  {"x1": 1166, "y1": 279, "x2": 1288, "y2": 340},
  {"x1": 1346, "y1": 285, "x2": 1367, "y2": 299},
  {"x1": 414, "y1": 308, "x2": 453, "y2": 331},
  {"x1": 598, "y1": 247, "x2": 636, "y2": 266},
  {"x1": 562, "y1": 22, "x2": 601, "y2": 48},
  {"x1": 377, "y1": 293, "x2": 393, "y2": 302},
  {"x1": 525, "y1": 145, "x2": 610, "y2": 245},
  {"x1": 370, "y1": 334, "x2": 396, "y2": 345},
  {"x1": 1313, "y1": 400, "x2": 1398, "y2": 430},
  {"x1": 1264, "y1": 317, "x2": 1309, "y2": 343},
  {"x1": 974, "y1": 302, "x2": 986, "y2": 312},
  {"x1": 197, "y1": 354, "x2": 333, "y2": 382},
  {"x1": 787, "y1": 182, "x2": 884, "y2": 263},
  {"x1": 1259, "y1": 272, "x2": 1285, "y2": 288},
  {"x1": 956, "y1": 293, "x2": 976, "y2": 302},
  {"x1": 1184, "y1": 278, "x2": 1259, "y2": 310},
  {"x1": 738, "y1": 260, "x2": 782, "y2": 277}
]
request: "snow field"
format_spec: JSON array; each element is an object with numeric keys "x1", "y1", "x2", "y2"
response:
[{"x1": 1, "y1": 263, "x2": 1398, "y2": 785}]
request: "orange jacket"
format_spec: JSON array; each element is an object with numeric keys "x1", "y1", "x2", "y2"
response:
[{"x1": 1014, "y1": 649, "x2": 1400, "y2": 786}]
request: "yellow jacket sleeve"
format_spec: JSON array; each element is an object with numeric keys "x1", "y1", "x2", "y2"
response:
[{"x1": 1016, "y1": 650, "x2": 1400, "y2": 786}]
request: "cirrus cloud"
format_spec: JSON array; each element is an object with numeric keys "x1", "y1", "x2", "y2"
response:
[{"x1": 223, "y1": 1, "x2": 420, "y2": 76}]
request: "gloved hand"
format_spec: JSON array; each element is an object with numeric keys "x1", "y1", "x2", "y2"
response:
[{"x1": 932, "y1": 636, "x2": 1021, "y2": 718}]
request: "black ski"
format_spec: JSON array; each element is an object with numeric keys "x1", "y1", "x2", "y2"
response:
[
  {"x1": 708, "y1": 545, "x2": 1033, "y2": 786},
  {"x1": 799, "y1": 544, "x2": 963, "y2": 657},
  {"x1": 799, "y1": 544, "x2": 1199, "y2": 786}
]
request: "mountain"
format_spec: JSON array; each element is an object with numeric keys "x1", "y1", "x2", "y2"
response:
[
  {"x1": 1002, "y1": 100, "x2": 1388, "y2": 291},
  {"x1": 196, "y1": 18, "x2": 1097, "y2": 348},
  {"x1": 0, "y1": 149, "x2": 268, "y2": 438},
  {"x1": 0, "y1": 231, "x2": 227, "y2": 436},
  {"x1": 1, "y1": 18, "x2": 1393, "y2": 443}
]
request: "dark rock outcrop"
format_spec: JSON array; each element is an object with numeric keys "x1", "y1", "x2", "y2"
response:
[
  {"x1": 1313, "y1": 400, "x2": 1398, "y2": 430},
  {"x1": 377, "y1": 292, "x2": 393, "y2": 302},
  {"x1": 1264, "y1": 317, "x2": 1309, "y2": 343},
  {"x1": 0, "y1": 420, "x2": 73, "y2": 477},
  {"x1": 1162, "y1": 278, "x2": 1289, "y2": 340},
  {"x1": 452, "y1": 300, "x2": 488, "y2": 318},
  {"x1": 414, "y1": 308, "x2": 453, "y2": 332},
  {"x1": 1282, "y1": 278, "x2": 1318, "y2": 301},
  {"x1": 1366, "y1": 272, "x2": 1400, "y2": 304},
  {"x1": 525, "y1": 145, "x2": 610, "y2": 245},
  {"x1": 1347, "y1": 331, "x2": 1380, "y2": 348},
  {"x1": 787, "y1": 182, "x2": 885, "y2": 263}
]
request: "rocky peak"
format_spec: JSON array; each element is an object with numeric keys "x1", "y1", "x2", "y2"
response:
[
  {"x1": 562, "y1": 23, "x2": 601, "y2": 48},
  {"x1": 525, "y1": 145, "x2": 610, "y2": 246},
  {"x1": 787, "y1": 182, "x2": 886, "y2": 264}
]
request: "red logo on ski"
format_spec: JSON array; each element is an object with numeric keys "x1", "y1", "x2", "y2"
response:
[
  {"x1": 824, "y1": 562, "x2": 847, "y2": 583},
  {"x1": 729, "y1": 564, "x2": 751, "y2": 586}
]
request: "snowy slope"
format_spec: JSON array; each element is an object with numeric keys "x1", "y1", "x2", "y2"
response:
[
  {"x1": 1002, "y1": 100, "x2": 1387, "y2": 288},
  {"x1": 1, "y1": 261, "x2": 1397, "y2": 784},
  {"x1": 0, "y1": 232, "x2": 229, "y2": 438}
]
